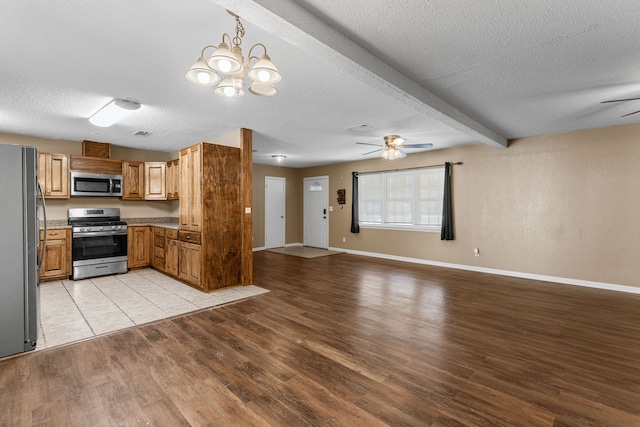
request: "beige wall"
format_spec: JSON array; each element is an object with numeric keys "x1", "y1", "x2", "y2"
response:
[
  {"x1": 271, "y1": 123, "x2": 640, "y2": 288},
  {"x1": 1, "y1": 132, "x2": 179, "y2": 220},
  {"x1": 252, "y1": 163, "x2": 302, "y2": 247}
]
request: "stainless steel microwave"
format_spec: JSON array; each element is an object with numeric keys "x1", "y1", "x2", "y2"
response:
[{"x1": 70, "y1": 171, "x2": 123, "y2": 197}]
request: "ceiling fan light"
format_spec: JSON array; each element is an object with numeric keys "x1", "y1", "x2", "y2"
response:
[
  {"x1": 207, "y1": 42, "x2": 242, "y2": 74},
  {"x1": 381, "y1": 146, "x2": 406, "y2": 160},
  {"x1": 248, "y1": 54, "x2": 281, "y2": 83},
  {"x1": 248, "y1": 82, "x2": 278, "y2": 97},
  {"x1": 185, "y1": 57, "x2": 220, "y2": 86}
]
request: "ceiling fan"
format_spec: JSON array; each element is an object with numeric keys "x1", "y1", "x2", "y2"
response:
[
  {"x1": 601, "y1": 97, "x2": 640, "y2": 117},
  {"x1": 357, "y1": 135, "x2": 433, "y2": 160}
]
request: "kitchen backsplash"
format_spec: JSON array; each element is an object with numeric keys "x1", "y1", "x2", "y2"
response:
[{"x1": 42, "y1": 217, "x2": 178, "y2": 228}]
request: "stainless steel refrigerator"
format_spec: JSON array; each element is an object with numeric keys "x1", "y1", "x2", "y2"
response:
[{"x1": 0, "y1": 144, "x2": 45, "y2": 358}]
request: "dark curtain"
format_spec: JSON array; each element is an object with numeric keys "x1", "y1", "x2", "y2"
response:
[
  {"x1": 350, "y1": 172, "x2": 360, "y2": 233},
  {"x1": 441, "y1": 162, "x2": 454, "y2": 240}
]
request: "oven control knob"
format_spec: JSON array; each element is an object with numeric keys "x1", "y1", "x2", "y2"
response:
[
  {"x1": 111, "y1": 225, "x2": 116, "y2": 230},
  {"x1": 99, "y1": 226, "x2": 104, "y2": 231},
  {"x1": 80, "y1": 227, "x2": 85, "y2": 232}
]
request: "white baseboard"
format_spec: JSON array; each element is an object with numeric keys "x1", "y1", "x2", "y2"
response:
[{"x1": 327, "y1": 247, "x2": 640, "y2": 295}]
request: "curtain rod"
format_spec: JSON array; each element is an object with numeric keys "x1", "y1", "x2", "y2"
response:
[{"x1": 355, "y1": 161, "x2": 463, "y2": 175}]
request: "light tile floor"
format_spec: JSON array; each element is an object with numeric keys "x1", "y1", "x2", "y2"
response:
[{"x1": 38, "y1": 269, "x2": 269, "y2": 351}]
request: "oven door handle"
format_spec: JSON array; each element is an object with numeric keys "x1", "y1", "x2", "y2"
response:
[{"x1": 73, "y1": 230, "x2": 128, "y2": 238}]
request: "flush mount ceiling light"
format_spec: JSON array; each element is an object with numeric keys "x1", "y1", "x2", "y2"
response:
[
  {"x1": 186, "y1": 10, "x2": 281, "y2": 98},
  {"x1": 272, "y1": 154, "x2": 286, "y2": 163},
  {"x1": 89, "y1": 99, "x2": 141, "y2": 127}
]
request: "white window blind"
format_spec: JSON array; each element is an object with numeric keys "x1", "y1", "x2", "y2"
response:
[{"x1": 358, "y1": 166, "x2": 444, "y2": 231}]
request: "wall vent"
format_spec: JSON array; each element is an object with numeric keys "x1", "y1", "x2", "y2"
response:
[{"x1": 133, "y1": 130, "x2": 152, "y2": 136}]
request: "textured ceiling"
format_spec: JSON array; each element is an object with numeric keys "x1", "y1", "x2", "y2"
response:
[{"x1": 1, "y1": 0, "x2": 640, "y2": 167}]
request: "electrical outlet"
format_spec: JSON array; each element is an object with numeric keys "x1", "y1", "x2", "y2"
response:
[
  {"x1": 474, "y1": 248, "x2": 480, "y2": 257},
  {"x1": 342, "y1": 237, "x2": 346, "y2": 242}
]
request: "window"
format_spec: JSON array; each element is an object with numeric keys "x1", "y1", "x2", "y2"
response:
[{"x1": 358, "y1": 166, "x2": 444, "y2": 231}]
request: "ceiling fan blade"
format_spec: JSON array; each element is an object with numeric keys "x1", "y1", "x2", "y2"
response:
[
  {"x1": 601, "y1": 97, "x2": 640, "y2": 104},
  {"x1": 397, "y1": 148, "x2": 407, "y2": 159},
  {"x1": 402, "y1": 143, "x2": 433, "y2": 149},
  {"x1": 621, "y1": 109, "x2": 640, "y2": 117},
  {"x1": 362, "y1": 148, "x2": 383, "y2": 155},
  {"x1": 356, "y1": 142, "x2": 383, "y2": 147}
]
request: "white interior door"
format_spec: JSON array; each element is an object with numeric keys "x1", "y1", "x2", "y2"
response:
[
  {"x1": 303, "y1": 176, "x2": 328, "y2": 248},
  {"x1": 265, "y1": 177, "x2": 286, "y2": 248}
]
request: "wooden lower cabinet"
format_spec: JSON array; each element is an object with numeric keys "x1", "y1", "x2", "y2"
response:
[
  {"x1": 128, "y1": 226, "x2": 151, "y2": 269},
  {"x1": 178, "y1": 241, "x2": 202, "y2": 289},
  {"x1": 165, "y1": 236, "x2": 179, "y2": 277},
  {"x1": 39, "y1": 229, "x2": 71, "y2": 281}
]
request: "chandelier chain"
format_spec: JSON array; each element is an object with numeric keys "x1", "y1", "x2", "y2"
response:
[{"x1": 233, "y1": 15, "x2": 245, "y2": 47}]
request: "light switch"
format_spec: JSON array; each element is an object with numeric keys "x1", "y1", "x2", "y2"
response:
[{"x1": 329, "y1": 206, "x2": 333, "y2": 212}]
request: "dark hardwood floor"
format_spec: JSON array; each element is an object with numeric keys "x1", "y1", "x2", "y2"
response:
[{"x1": 2, "y1": 251, "x2": 640, "y2": 426}]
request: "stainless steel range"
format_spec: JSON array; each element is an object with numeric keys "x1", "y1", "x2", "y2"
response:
[{"x1": 68, "y1": 208, "x2": 128, "y2": 280}]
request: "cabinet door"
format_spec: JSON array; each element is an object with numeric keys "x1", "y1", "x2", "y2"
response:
[
  {"x1": 128, "y1": 226, "x2": 151, "y2": 268},
  {"x1": 179, "y1": 241, "x2": 202, "y2": 288},
  {"x1": 123, "y1": 161, "x2": 145, "y2": 200},
  {"x1": 179, "y1": 149, "x2": 190, "y2": 229},
  {"x1": 179, "y1": 146, "x2": 201, "y2": 231},
  {"x1": 165, "y1": 238, "x2": 179, "y2": 277},
  {"x1": 38, "y1": 153, "x2": 69, "y2": 198},
  {"x1": 39, "y1": 229, "x2": 70, "y2": 281},
  {"x1": 166, "y1": 159, "x2": 179, "y2": 200},
  {"x1": 145, "y1": 162, "x2": 167, "y2": 200}
]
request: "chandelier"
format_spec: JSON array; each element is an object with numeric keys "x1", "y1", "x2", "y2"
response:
[{"x1": 186, "y1": 11, "x2": 281, "y2": 97}]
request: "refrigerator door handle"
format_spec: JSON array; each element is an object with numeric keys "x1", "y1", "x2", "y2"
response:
[{"x1": 37, "y1": 179, "x2": 47, "y2": 268}]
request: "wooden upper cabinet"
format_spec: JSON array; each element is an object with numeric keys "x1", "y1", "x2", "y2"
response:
[
  {"x1": 38, "y1": 153, "x2": 69, "y2": 198},
  {"x1": 144, "y1": 162, "x2": 166, "y2": 200},
  {"x1": 166, "y1": 159, "x2": 179, "y2": 200},
  {"x1": 123, "y1": 161, "x2": 145, "y2": 200},
  {"x1": 179, "y1": 145, "x2": 201, "y2": 231}
]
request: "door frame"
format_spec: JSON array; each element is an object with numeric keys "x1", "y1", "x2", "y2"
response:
[
  {"x1": 303, "y1": 175, "x2": 329, "y2": 248},
  {"x1": 265, "y1": 176, "x2": 286, "y2": 249}
]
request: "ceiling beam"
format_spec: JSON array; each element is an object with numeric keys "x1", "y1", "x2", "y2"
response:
[{"x1": 214, "y1": 0, "x2": 508, "y2": 148}]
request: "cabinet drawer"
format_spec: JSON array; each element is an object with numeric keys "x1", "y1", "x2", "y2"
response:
[
  {"x1": 153, "y1": 227, "x2": 166, "y2": 237},
  {"x1": 154, "y1": 235, "x2": 165, "y2": 249},
  {"x1": 179, "y1": 231, "x2": 201, "y2": 245},
  {"x1": 165, "y1": 229, "x2": 178, "y2": 240},
  {"x1": 154, "y1": 246, "x2": 165, "y2": 259},
  {"x1": 40, "y1": 229, "x2": 68, "y2": 240}
]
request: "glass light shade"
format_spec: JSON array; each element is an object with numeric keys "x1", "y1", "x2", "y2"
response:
[
  {"x1": 272, "y1": 155, "x2": 286, "y2": 163},
  {"x1": 215, "y1": 76, "x2": 245, "y2": 98},
  {"x1": 381, "y1": 146, "x2": 406, "y2": 160},
  {"x1": 207, "y1": 42, "x2": 242, "y2": 74},
  {"x1": 248, "y1": 82, "x2": 278, "y2": 97},
  {"x1": 89, "y1": 99, "x2": 140, "y2": 127},
  {"x1": 185, "y1": 57, "x2": 220, "y2": 86},
  {"x1": 248, "y1": 54, "x2": 281, "y2": 83}
]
